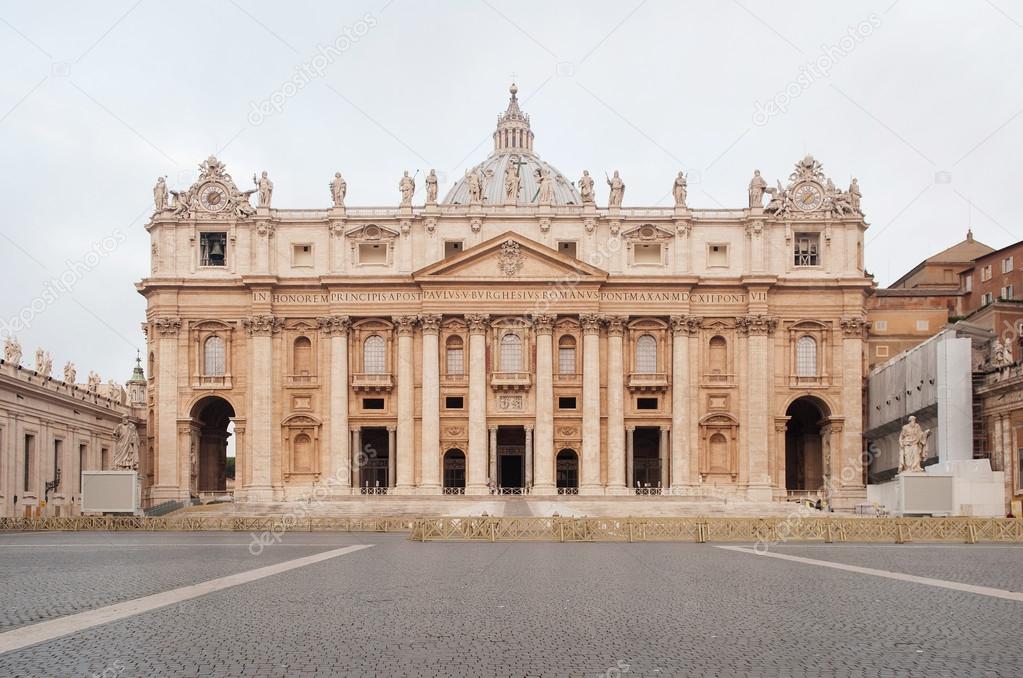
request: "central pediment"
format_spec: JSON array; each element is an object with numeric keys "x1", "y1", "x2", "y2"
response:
[{"x1": 413, "y1": 231, "x2": 607, "y2": 282}]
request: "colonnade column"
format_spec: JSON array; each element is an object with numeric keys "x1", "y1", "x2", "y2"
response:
[
  {"x1": 242, "y1": 314, "x2": 281, "y2": 502},
  {"x1": 153, "y1": 317, "x2": 183, "y2": 502},
  {"x1": 465, "y1": 314, "x2": 490, "y2": 494},
  {"x1": 580, "y1": 313, "x2": 603, "y2": 494},
  {"x1": 393, "y1": 316, "x2": 417, "y2": 491},
  {"x1": 659, "y1": 427, "x2": 669, "y2": 490},
  {"x1": 605, "y1": 316, "x2": 627, "y2": 493},
  {"x1": 740, "y1": 314, "x2": 775, "y2": 502},
  {"x1": 419, "y1": 314, "x2": 442, "y2": 492},
  {"x1": 531, "y1": 313, "x2": 556, "y2": 494},
  {"x1": 318, "y1": 315, "x2": 350, "y2": 492}
]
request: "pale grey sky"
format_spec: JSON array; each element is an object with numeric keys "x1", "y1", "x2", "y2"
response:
[{"x1": 1, "y1": 0, "x2": 1021, "y2": 380}]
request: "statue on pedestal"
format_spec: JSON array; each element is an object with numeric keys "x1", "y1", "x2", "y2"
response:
[
  {"x1": 3, "y1": 336, "x2": 22, "y2": 365},
  {"x1": 748, "y1": 169, "x2": 767, "y2": 208},
  {"x1": 399, "y1": 170, "x2": 415, "y2": 206},
  {"x1": 672, "y1": 171, "x2": 688, "y2": 208},
  {"x1": 606, "y1": 170, "x2": 625, "y2": 207},
  {"x1": 112, "y1": 416, "x2": 140, "y2": 470},
  {"x1": 330, "y1": 172, "x2": 346, "y2": 207},
  {"x1": 577, "y1": 170, "x2": 595, "y2": 204},
  {"x1": 537, "y1": 168, "x2": 554, "y2": 206},
  {"x1": 254, "y1": 171, "x2": 273, "y2": 207},
  {"x1": 898, "y1": 416, "x2": 931, "y2": 474},
  {"x1": 425, "y1": 169, "x2": 439, "y2": 203},
  {"x1": 63, "y1": 361, "x2": 76, "y2": 384},
  {"x1": 87, "y1": 371, "x2": 101, "y2": 392},
  {"x1": 153, "y1": 177, "x2": 168, "y2": 212},
  {"x1": 504, "y1": 159, "x2": 521, "y2": 203}
]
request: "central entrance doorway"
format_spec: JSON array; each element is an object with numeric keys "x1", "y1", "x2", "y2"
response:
[
  {"x1": 632, "y1": 427, "x2": 661, "y2": 489},
  {"x1": 359, "y1": 427, "x2": 391, "y2": 490},
  {"x1": 496, "y1": 426, "x2": 525, "y2": 489},
  {"x1": 785, "y1": 397, "x2": 826, "y2": 495}
]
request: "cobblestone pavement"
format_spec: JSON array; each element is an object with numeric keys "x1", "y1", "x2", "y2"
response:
[{"x1": 0, "y1": 534, "x2": 1021, "y2": 677}]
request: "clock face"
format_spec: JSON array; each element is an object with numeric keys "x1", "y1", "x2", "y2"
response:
[
  {"x1": 199, "y1": 183, "x2": 228, "y2": 212},
  {"x1": 792, "y1": 183, "x2": 824, "y2": 211}
]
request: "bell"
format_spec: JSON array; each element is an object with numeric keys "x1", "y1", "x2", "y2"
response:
[{"x1": 209, "y1": 240, "x2": 224, "y2": 257}]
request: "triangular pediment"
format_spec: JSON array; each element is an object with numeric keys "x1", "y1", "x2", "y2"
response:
[{"x1": 414, "y1": 231, "x2": 607, "y2": 281}]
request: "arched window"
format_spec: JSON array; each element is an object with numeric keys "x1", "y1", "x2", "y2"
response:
[
  {"x1": 363, "y1": 335, "x2": 386, "y2": 373},
  {"x1": 500, "y1": 333, "x2": 523, "y2": 372},
  {"x1": 203, "y1": 336, "x2": 225, "y2": 376},
  {"x1": 558, "y1": 335, "x2": 576, "y2": 374},
  {"x1": 709, "y1": 336, "x2": 727, "y2": 375},
  {"x1": 446, "y1": 336, "x2": 464, "y2": 375},
  {"x1": 293, "y1": 337, "x2": 312, "y2": 376},
  {"x1": 635, "y1": 334, "x2": 657, "y2": 373},
  {"x1": 292, "y1": 433, "x2": 312, "y2": 473},
  {"x1": 795, "y1": 336, "x2": 817, "y2": 377}
]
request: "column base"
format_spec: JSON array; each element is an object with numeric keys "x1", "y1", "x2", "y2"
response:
[
  {"x1": 579, "y1": 484, "x2": 606, "y2": 496},
  {"x1": 531, "y1": 483, "x2": 557, "y2": 496},
  {"x1": 604, "y1": 485, "x2": 631, "y2": 497},
  {"x1": 392, "y1": 485, "x2": 417, "y2": 495},
  {"x1": 416, "y1": 484, "x2": 441, "y2": 495}
]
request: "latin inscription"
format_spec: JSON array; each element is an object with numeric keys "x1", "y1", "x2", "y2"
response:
[{"x1": 253, "y1": 290, "x2": 766, "y2": 305}]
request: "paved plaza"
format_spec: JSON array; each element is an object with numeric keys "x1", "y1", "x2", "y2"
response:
[{"x1": 0, "y1": 532, "x2": 1021, "y2": 677}]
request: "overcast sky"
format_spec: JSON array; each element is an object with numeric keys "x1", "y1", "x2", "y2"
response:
[{"x1": 1, "y1": 0, "x2": 1021, "y2": 381}]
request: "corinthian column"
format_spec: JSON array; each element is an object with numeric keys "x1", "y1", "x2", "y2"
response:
[
  {"x1": 419, "y1": 314, "x2": 442, "y2": 492},
  {"x1": 531, "y1": 313, "x2": 556, "y2": 494},
  {"x1": 393, "y1": 315, "x2": 418, "y2": 491},
  {"x1": 580, "y1": 313, "x2": 603, "y2": 494},
  {"x1": 466, "y1": 314, "x2": 490, "y2": 493},
  {"x1": 738, "y1": 314, "x2": 776, "y2": 502},
  {"x1": 153, "y1": 318, "x2": 183, "y2": 502},
  {"x1": 669, "y1": 315, "x2": 700, "y2": 489},
  {"x1": 605, "y1": 316, "x2": 627, "y2": 492},
  {"x1": 318, "y1": 315, "x2": 351, "y2": 492},
  {"x1": 242, "y1": 314, "x2": 282, "y2": 502}
]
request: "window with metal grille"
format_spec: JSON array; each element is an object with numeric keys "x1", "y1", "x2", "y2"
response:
[
  {"x1": 363, "y1": 335, "x2": 386, "y2": 373},
  {"x1": 795, "y1": 336, "x2": 817, "y2": 376},
  {"x1": 558, "y1": 335, "x2": 576, "y2": 374},
  {"x1": 635, "y1": 334, "x2": 657, "y2": 373},
  {"x1": 445, "y1": 336, "x2": 464, "y2": 374},
  {"x1": 794, "y1": 233, "x2": 819, "y2": 266},
  {"x1": 500, "y1": 333, "x2": 523, "y2": 372},
  {"x1": 203, "y1": 336, "x2": 225, "y2": 376}
]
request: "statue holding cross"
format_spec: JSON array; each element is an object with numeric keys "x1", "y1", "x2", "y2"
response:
[{"x1": 505, "y1": 155, "x2": 525, "y2": 204}]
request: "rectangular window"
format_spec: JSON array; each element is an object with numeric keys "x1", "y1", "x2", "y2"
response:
[
  {"x1": 445, "y1": 396, "x2": 464, "y2": 409},
  {"x1": 873, "y1": 320, "x2": 888, "y2": 331},
  {"x1": 983, "y1": 292, "x2": 994, "y2": 305},
  {"x1": 1003, "y1": 256, "x2": 1014, "y2": 273},
  {"x1": 101, "y1": 447, "x2": 109, "y2": 470},
  {"x1": 915, "y1": 320, "x2": 929, "y2": 331},
  {"x1": 292, "y1": 244, "x2": 313, "y2": 267},
  {"x1": 199, "y1": 232, "x2": 227, "y2": 267},
  {"x1": 708, "y1": 244, "x2": 728, "y2": 267},
  {"x1": 444, "y1": 241, "x2": 463, "y2": 258},
  {"x1": 558, "y1": 347, "x2": 576, "y2": 374},
  {"x1": 1001, "y1": 285, "x2": 1014, "y2": 299},
  {"x1": 981, "y1": 265, "x2": 992, "y2": 282},
  {"x1": 964, "y1": 275, "x2": 973, "y2": 292},
  {"x1": 23, "y1": 434, "x2": 34, "y2": 491},
  {"x1": 634, "y1": 243, "x2": 662, "y2": 265},
  {"x1": 793, "y1": 233, "x2": 820, "y2": 267},
  {"x1": 637, "y1": 397, "x2": 659, "y2": 410},
  {"x1": 558, "y1": 396, "x2": 577, "y2": 409},
  {"x1": 362, "y1": 398, "x2": 385, "y2": 410},
  {"x1": 875, "y1": 345, "x2": 889, "y2": 358},
  {"x1": 358, "y1": 243, "x2": 388, "y2": 265},
  {"x1": 557, "y1": 241, "x2": 578, "y2": 258}
]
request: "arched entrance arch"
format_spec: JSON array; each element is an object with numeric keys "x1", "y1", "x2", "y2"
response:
[
  {"x1": 784, "y1": 396, "x2": 830, "y2": 497},
  {"x1": 556, "y1": 448, "x2": 578, "y2": 492},
  {"x1": 443, "y1": 448, "x2": 466, "y2": 491},
  {"x1": 189, "y1": 396, "x2": 236, "y2": 497}
]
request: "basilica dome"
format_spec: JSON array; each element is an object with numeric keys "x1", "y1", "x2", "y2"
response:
[{"x1": 443, "y1": 84, "x2": 582, "y2": 206}]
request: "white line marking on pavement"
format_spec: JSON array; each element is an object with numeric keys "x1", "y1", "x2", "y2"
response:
[
  {"x1": 716, "y1": 545, "x2": 1023, "y2": 602},
  {"x1": 0, "y1": 544, "x2": 372, "y2": 655}
]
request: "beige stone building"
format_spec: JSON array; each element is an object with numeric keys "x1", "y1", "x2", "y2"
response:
[
  {"x1": 139, "y1": 85, "x2": 872, "y2": 509},
  {"x1": 0, "y1": 348, "x2": 146, "y2": 517}
]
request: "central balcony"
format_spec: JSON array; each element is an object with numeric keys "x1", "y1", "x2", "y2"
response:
[
  {"x1": 351, "y1": 372, "x2": 393, "y2": 392},
  {"x1": 490, "y1": 371, "x2": 532, "y2": 391},
  {"x1": 627, "y1": 372, "x2": 669, "y2": 391}
]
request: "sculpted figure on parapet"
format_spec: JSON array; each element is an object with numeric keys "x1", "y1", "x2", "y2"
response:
[
  {"x1": 153, "y1": 176, "x2": 167, "y2": 212},
  {"x1": 399, "y1": 170, "x2": 416, "y2": 206},
  {"x1": 672, "y1": 171, "x2": 688, "y2": 208},
  {"x1": 425, "y1": 169, "x2": 439, "y2": 203},
  {"x1": 748, "y1": 169, "x2": 767, "y2": 208},
  {"x1": 606, "y1": 170, "x2": 625, "y2": 207},
  {"x1": 330, "y1": 172, "x2": 347, "y2": 207},
  {"x1": 576, "y1": 170, "x2": 594, "y2": 204},
  {"x1": 3, "y1": 336, "x2": 22, "y2": 365},
  {"x1": 254, "y1": 171, "x2": 273, "y2": 208}
]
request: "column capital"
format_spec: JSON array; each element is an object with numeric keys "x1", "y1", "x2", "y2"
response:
[
  {"x1": 420, "y1": 313, "x2": 442, "y2": 335},
  {"x1": 580, "y1": 313, "x2": 603, "y2": 334},
  {"x1": 604, "y1": 315, "x2": 628, "y2": 337},
  {"x1": 392, "y1": 315, "x2": 419, "y2": 336},
  {"x1": 241, "y1": 315, "x2": 283, "y2": 336},
  {"x1": 736, "y1": 314, "x2": 777, "y2": 336},
  {"x1": 386, "y1": 425, "x2": 397, "y2": 433},
  {"x1": 669, "y1": 315, "x2": 702, "y2": 336},
  {"x1": 531, "y1": 313, "x2": 556, "y2": 335},
  {"x1": 154, "y1": 317, "x2": 182, "y2": 336},
  {"x1": 317, "y1": 315, "x2": 351, "y2": 336},
  {"x1": 840, "y1": 315, "x2": 869, "y2": 338},
  {"x1": 465, "y1": 313, "x2": 490, "y2": 334}
]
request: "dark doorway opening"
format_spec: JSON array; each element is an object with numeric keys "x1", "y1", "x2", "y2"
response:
[
  {"x1": 556, "y1": 449, "x2": 579, "y2": 490},
  {"x1": 496, "y1": 426, "x2": 525, "y2": 488},
  {"x1": 443, "y1": 449, "x2": 466, "y2": 489},
  {"x1": 190, "y1": 396, "x2": 235, "y2": 495},
  {"x1": 632, "y1": 426, "x2": 661, "y2": 488},
  {"x1": 785, "y1": 398, "x2": 826, "y2": 492},
  {"x1": 360, "y1": 427, "x2": 391, "y2": 489}
]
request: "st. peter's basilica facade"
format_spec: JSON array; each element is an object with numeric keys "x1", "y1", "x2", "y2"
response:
[{"x1": 140, "y1": 85, "x2": 871, "y2": 509}]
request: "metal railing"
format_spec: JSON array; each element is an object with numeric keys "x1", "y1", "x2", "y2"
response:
[{"x1": 442, "y1": 487, "x2": 465, "y2": 495}]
